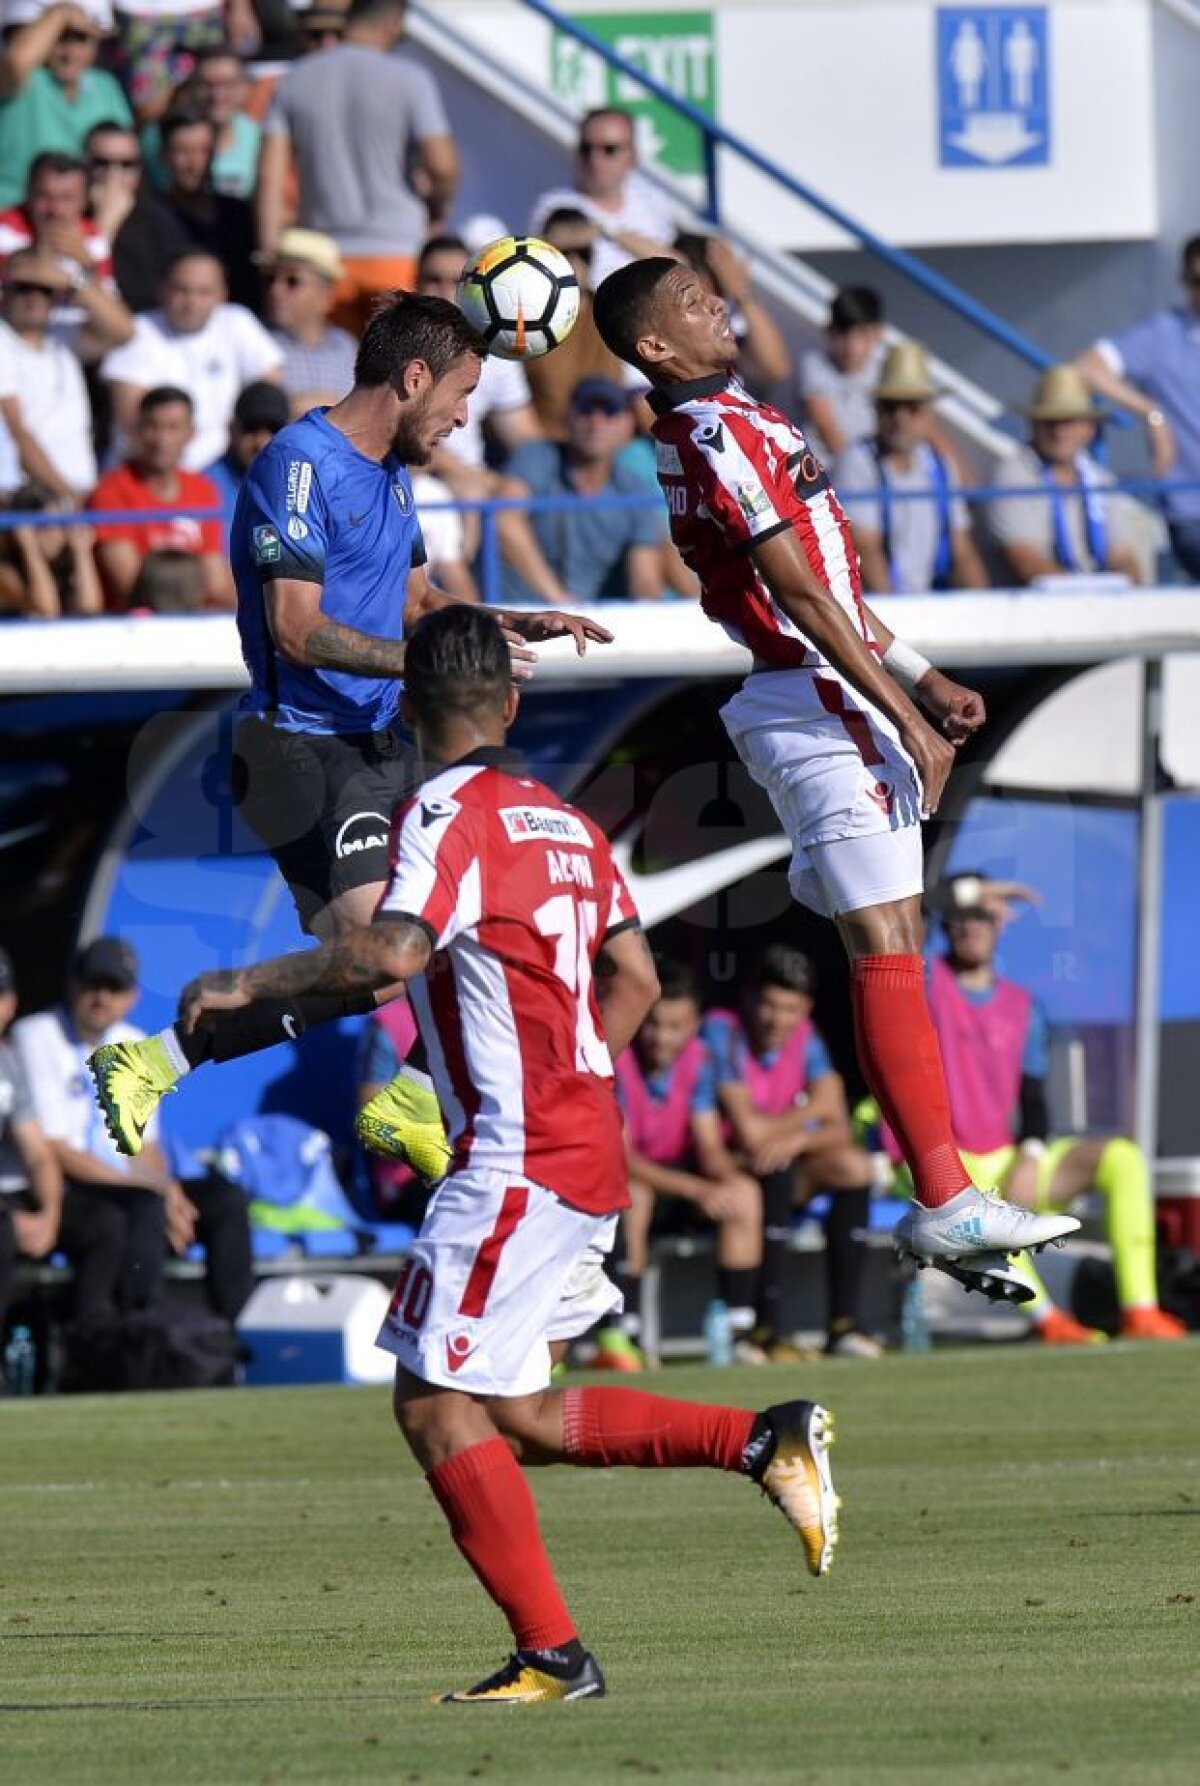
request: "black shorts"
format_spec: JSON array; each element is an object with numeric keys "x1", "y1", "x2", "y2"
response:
[{"x1": 232, "y1": 714, "x2": 422, "y2": 934}]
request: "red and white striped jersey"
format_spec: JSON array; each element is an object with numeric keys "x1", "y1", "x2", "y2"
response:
[
  {"x1": 376, "y1": 747, "x2": 640, "y2": 1216},
  {"x1": 650, "y1": 374, "x2": 876, "y2": 669}
]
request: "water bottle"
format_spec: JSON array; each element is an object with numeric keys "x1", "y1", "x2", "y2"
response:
[
  {"x1": 4, "y1": 1324, "x2": 36, "y2": 1396},
  {"x1": 703, "y1": 1298, "x2": 733, "y2": 1367},
  {"x1": 899, "y1": 1268, "x2": 931, "y2": 1354}
]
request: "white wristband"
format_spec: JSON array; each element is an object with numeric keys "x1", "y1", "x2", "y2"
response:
[{"x1": 882, "y1": 637, "x2": 933, "y2": 694}]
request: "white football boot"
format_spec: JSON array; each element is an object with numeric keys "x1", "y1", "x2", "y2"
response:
[{"x1": 894, "y1": 1186, "x2": 1080, "y2": 1305}]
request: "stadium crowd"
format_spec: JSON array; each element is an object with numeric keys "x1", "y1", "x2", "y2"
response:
[{"x1": 0, "y1": 0, "x2": 1196, "y2": 616}]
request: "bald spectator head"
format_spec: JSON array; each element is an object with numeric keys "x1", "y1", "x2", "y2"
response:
[
  {"x1": 575, "y1": 106, "x2": 638, "y2": 205},
  {"x1": 159, "y1": 250, "x2": 226, "y2": 334}
]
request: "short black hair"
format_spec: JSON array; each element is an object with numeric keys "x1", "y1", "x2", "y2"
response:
[
  {"x1": 828, "y1": 286, "x2": 884, "y2": 332},
  {"x1": 543, "y1": 206, "x2": 592, "y2": 234},
  {"x1": 752, "y1": 944, "x2": 815, "y2": 997},
  {"x1": 139, "y1": 385, "x2": 193, "y2": 418},
  {"x1": 354, "y1": 290, "x2": 486, "y2": 389},
  {"x1": 592, "y1": 256, "x2": 678, "y2": 371},
  {"x1": 417, "y1": 234, "x2": 468, "y2": 273},
  {"x1": 653, "y1": 956, "x2": 699, "y2": 1005},
  {"x1": 347, "y1": 0, "x2": 407, "y2": 24},
  {"x1": 161, "y1": 107, "x2": 214, "y2": 147},
  {"x1": 84, "y1": 119, "x2": 138, "y2": 148},
  {"x1": 403, "y1": 604, "x2": 509, "y2": 729},
  {"x1": 27, "y1": 151, "x2": 85, "y2": 185},
  {"x1": 579, "y1": 106, "x2": 635, "y2": 144},
  {"x1": 1182, "y1": 233, "x2": 1200, "y2": 268}
]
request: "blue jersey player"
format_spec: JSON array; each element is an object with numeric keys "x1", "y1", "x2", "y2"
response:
[{"x1": 89, "y1": 292, "x2": 612, "y2": 1162}]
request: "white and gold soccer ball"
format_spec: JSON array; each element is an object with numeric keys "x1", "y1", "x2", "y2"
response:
[{"x1": 456, "y1": 235, "x2": 581, "y2": 361}]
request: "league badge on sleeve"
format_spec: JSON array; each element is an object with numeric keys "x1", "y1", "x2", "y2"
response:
[{"x1": 252, "y1": 524, "x2": 283, "y2": 565}]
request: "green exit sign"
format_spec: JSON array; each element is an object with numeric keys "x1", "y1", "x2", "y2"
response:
[{"x1": 551, "y1": 10, "x2": 718, "y2": 180}]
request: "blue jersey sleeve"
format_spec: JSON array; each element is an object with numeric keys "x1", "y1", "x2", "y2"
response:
[
  {"x1": 238, "y1": 445, "x2": 331, "y2": 584},
  {"x1": 358, "y1": 1018, "x2": 401, "y2": 1087},
  {"x1": 690, "y1": 1045, "x2": 719, "y2": 1114},
  {"x1": 700, "y1": 1012, "x2": 739, "y2": 1086},
  {"x1": 411, "y1": 519, "x2": 428, "y2": 570},
  {"x1": 1022, "y1": 999, "x2": 1050, "y2": 1079},
  {"x1": 805, "y1": 1033, "x2": 833, "y2": 1083}
]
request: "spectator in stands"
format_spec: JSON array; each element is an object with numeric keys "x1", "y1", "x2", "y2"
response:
[
  {"x1": 706, "y1": 947, "x2": 882, "y2": 1360},
  {"x1": 0, "y1": 148, "x2": 133, "y2": 357},
  {"x1": 0, "y1": 479, "x2": 101, "y2": 613},
  {"x1": 100, "y1": 246, "x2": 282, "y2": 470},
  {"x1": 264, "y1": 227, "x2": 357, "y2": 416},
  {"x1": 988, "y1": 365, "x2": 1144, "y2": 586},
  {"x1": 84, "y1": 117, "x2": 155, "y2": 311},
  {"x1": 529, "y1": 105, "x2": 677, "y2": 288},
  {"x1": 128, "y1": 544, "x2": 205, "y2": 612},
  {"x1": 153, "y1": 108, "x2": 261, "y2": 312},
  {"x1": 612, "y1": 958, "x2": 764, "y2": 1368},
  {"x1": 90, "y1": 383, "x2": 232, "y2": 609},
  {"x1": 257, "y1": 0, "x2": 458, "y2": 332},
  {"x1": 525, "y1": 207, "x2": 630, "y2": 441},
  {"x1": 797, "y1": 285, "x2": 886, "y2": 460},
  {"x1": 0, "y1": 4, "x2": 132, "y2": 210},
  {"x1": 503, "y1": 375, "x2": 664, "y2": 603},
  {"x1": 1073, "y1": 234, "x2": 1200, "y2": 581},
  {"x1": 923, "y1": 886, "x2": 1186, "y2": 1343},
  {"x1": 0, "y1": 246, "x2": 96, "y2": 497},
  {"x1": 411, "y1": 470, "x2": 478, "y2": 602},
  {"x1": 13, "y1": 935, "x2": 252, "y2": 1326},
  {"x1": 204, "y1": 376, "x2": 287, "y2": 525},
  {"x1": 672, "y1": 230, "x2": 792, "y2": 400},
  {"x1": 106, "y1": 0, "x2": 224, "y2": 125},
  {"x1": 0, "y1": 944, "x2": 63, "y2": 1354},
  {"x1": 141, "y1": 46, "x2": 261, "y2": 200},
  {"x1": 835, "y1": 342, "x2": 988, "y2": 594}
]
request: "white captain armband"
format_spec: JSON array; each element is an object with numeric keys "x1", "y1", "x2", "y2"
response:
[{"x1": 882, "y1": 637, "x2": 933, "y2": 694}]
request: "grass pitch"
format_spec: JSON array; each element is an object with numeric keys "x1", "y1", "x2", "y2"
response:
[{"x1": 1, "y1": 1344, "x2": 1197, "y2": 1785}]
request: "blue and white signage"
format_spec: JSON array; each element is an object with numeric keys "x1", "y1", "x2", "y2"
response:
[{"x1": 937, "y1": 7, "x2": 1050, "y2": 169}]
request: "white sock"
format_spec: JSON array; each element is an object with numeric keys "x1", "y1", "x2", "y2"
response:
[
  {"x1": 397, "y1": 1063, "x2": 434, "y2": 1093},
  {"x1": 157, "y1": 1025, "x2": 192, "y2": 1077}
]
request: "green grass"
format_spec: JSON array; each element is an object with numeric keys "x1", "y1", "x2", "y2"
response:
[{"x1": 1, "y1": 1344, "x2": 1198, "y2": 1785}]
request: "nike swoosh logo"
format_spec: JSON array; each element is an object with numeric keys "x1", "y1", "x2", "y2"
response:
[
  {"x1": 348, "y1": 511, "x2": 369, "y2": 527},
  {"x1": 281, "y1": 1014, "x2": 299, "y2": 1040},
  {"x1": 609, "y1": 833, "x2": 790, "y2": 928}
]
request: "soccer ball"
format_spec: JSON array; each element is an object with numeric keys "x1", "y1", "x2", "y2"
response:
[{"x1": 456, "y1": 235, "x2": 581, "y2": 361}]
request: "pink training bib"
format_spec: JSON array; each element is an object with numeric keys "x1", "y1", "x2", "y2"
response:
[
  {"x1": 616, "y1": 1036, "x2": 708, "y2": 1164},
  {"x1": 927, "y1": 956, "x2": 1031, "y2": 1153}
]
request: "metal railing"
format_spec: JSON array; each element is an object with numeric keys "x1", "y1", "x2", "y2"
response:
[
  {"x1": 483, "y1": 0, "x2": 1058, "y2": 382},
  {"x1": 2, "y1": 473, "x2": 1198, "y2": 606}
]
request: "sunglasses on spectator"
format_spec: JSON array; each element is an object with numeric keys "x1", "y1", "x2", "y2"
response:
[
  {"x1": 78, "y1": 977, "x2": 130, "y2": 995},
  {"x1": 878, "y1": 397, "x2": 928, "y2": 412},
  {"x1": 579, "y1": 139, "x2": 630, "y2": 157},
  {"x1": 59, "y1": 26, "x2": 94, "y2": 43},
  {"x1": 6, "y1": 279, "x2": 60, "y2": 298},
  {"x1": 303, "y1": 25, "x2": 345, "y2": 41},
  {"x1": 572, "y1": 398, "x2": 626, "y2": 418},
  {"x1": 89, "y1": 155, "x2": 141, "y2": 171},
  {"x1": 264, "y1": 270, "x2": 310, "y2": 288}
]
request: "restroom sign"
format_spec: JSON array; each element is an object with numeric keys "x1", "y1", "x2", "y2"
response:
[{"x1": 937, "y1": 7, "x2": 1050, "y2": 168}]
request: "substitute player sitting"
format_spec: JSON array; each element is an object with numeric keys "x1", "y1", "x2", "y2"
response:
[
  {"x1": 706, "y1": 947, "x2": 881, "y2": 1360},
  {"x1": 610, "y1": 957, "x2": 763, "y2": 1365},
  {"x1": 592, "y1": 258, "x2": 1079, "y2": 1301},
  {"x1": 929, "y1": 891, "x2": 1185, "y2": 1343},
  {"x1": 181, "y1": 606, "x2": 841, "y2": 1705}
]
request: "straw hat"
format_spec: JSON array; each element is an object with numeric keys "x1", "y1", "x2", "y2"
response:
[
  {"x1": 1026, "y1": 364, "x2": 1105, "y2": 423},
  {"x1": 271, "y1": 228, "x2": 344, "y2": 284},
  {"x1": 874, "y1": 341, "x2": 937, "y2": 403}
]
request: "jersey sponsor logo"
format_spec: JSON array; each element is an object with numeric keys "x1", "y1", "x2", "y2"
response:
[
  {"x1": 500, "y1": 805, "x2": 591, "y2": 846},
  {"x1": 285, "y1": 458, "x2": 313, "y2": 516},
  {"x1": 789, "y1": 448, "x2": 830, "y2": 499},
  {"x1": 420, "y1": 796, "x2": 457, "y2": 829},
  {"x1": 334, "y1": 809, "x2": 391, "y2": 859},
  {"x1": 655, "y1": 440, "x2": 684, "y2": 475},
  {"x1": 391, "y1": 480, "x2": 413, "y2": 516},
  {"x1": 286, "y1": 515, "x2": 309, "y2": 541},
  {"x1": 444, "y1": 1332, "x2": 475, "y2": 1374},
  {"x1": 251, "y1": 523, "x2": 282, "y2": 565}
]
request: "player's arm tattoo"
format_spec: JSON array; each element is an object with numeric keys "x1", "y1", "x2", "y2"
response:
[
  {"x1": 302, "y1": 618, "x2": 408, "y2": 678},
  {"x1": 214, "y1": 925, "x2": 431, "y2": 1004}
]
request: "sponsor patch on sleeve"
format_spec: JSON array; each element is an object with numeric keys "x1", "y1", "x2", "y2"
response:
[
  {"x1": 252, "y1": 524, "x2": 282, "y2": 565},
  {"x1": 736, "y1": 478, "x2": 772, "y2": 521}
]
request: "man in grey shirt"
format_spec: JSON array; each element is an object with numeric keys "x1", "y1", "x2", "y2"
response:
[
  {"x1": 256, "y1": 0, "x2": 458, "y2": 335},
  {"x1": 835, "y1": 343, "x2": 987, "y2": 594},
  {"x1": 988, "y1": 366, "x2": 1144, "y2": 586}
]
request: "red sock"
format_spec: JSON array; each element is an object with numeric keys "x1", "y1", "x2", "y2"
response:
[
  {"x1": 427, "y1": 1437, "x2": 576, "y2": 1651},
  {"x1": 562, "y1": 1387, "x2": 755, "y2": 1472},
  {"x1": 852, "y1": 953, "x2": 971, "y2": 1209}
]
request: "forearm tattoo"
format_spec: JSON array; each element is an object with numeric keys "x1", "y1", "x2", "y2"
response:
[
  {"x1": 237, "y1": 924, "x2": 431, "y2": 1002},
  {"x1": 304, "y1": 618, "x2": 408, "y2": 678}
]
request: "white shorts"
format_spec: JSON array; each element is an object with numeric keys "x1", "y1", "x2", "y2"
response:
[
  {"x1": 721, "y1": 667, "x2": 925, "y2": 919},
  {"x1": 375, "y1": 1167, "x2": 621, "y2": 1398}
]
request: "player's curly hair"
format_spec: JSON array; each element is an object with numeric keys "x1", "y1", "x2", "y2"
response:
[
  {"x1": 404, "y1": 604, "x2": 510, "y2": 727},
  {"x1": 355, "y1": 290, "x2": 487, "y2": 389},
  {"x1": 752, "y1": 944, "x2": 815, "y2": 997},
  {"x1": 592, "y1": 256, "x2": 679, "y2": 372}
]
